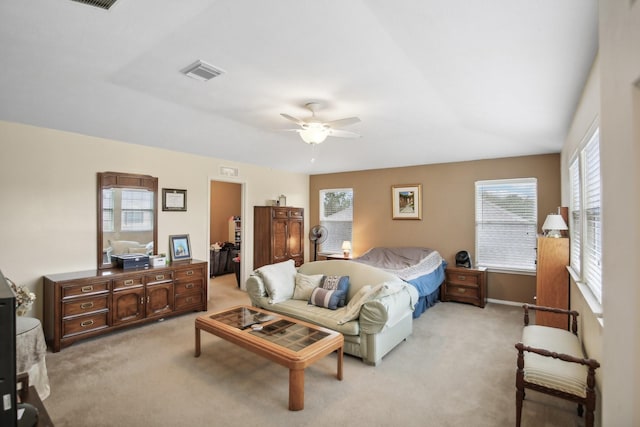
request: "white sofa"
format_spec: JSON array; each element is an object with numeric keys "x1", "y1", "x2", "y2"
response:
[{"x1": 245, "y1": 260, "x2": 419, "y2": 365}]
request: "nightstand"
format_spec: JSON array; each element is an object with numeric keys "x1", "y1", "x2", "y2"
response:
[
  {"x1": 324, "y1": 254, "x2": 352, "y2": 260},
  {"x1": 441, "y1": 266, "x2": 487, "y2": 308}
]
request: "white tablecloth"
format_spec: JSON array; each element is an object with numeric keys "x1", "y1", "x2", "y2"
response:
[{"x1": 16, "y1": 316, "x2": 50, "y2": 400}]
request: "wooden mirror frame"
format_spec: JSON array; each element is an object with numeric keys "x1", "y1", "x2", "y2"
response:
[{"x1": 97, "y1": 172, "x2": 158, "y2": 270}]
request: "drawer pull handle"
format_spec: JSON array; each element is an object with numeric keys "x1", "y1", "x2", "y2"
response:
[
  {"x1": 81, "y1": 285, "x2": 94, "y2": 293},
  {"x1": 155, "y1": 275, "x2": 165, "y2": 281},
  {"x1": 186, "y1": 297, "x2": 193, "y2": 303},
  {"x1": 186, "y1": 283, "x2": 194, "y2": 289},
  {"x1": 124, "y1": 279, "x2": 134, "y2": 286},
  {"x1": 458, "y1": 288, "x2": 466, "y2": 293},
  {"x1": 80, "y1": 302, "x2": 94, "y2": 310},
  {"x1": 80, "y1": 319, "x2": 94, "y2": 327},
  {"x1": 457, "y1": 276, "x2": 466, "y2": 281},
  {"x1": 186, "y1": 270, "x2": 194, "y2": 276}
]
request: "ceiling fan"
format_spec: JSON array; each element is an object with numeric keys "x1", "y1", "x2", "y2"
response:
[{"x1": 281, "y1": 102, "x2": 361, "y2": 145}]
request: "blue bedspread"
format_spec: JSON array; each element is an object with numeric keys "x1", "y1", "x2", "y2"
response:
[{"x1": 353, "y1": 247, "x2": 447, "y2": 318}]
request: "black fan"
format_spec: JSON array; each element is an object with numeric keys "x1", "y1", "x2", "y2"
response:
[{"x1": 309, "y1": 225, "x2": 328, "y2": 261}]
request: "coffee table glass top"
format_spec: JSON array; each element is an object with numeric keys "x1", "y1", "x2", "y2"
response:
[{"x1": 208, "y1": 306, "x2": 330, "y2": 352}]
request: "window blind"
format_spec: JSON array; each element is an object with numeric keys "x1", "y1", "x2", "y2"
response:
[
  {"x1": 319, "y1": 189, "x2": 353, "y2": 254},
  {"x1": 569, "y1": 158, "x2": 581, "y2": 274},
  {"x1": 475, "y1": 178, "x2": 538, "y2": 272},
  {"x1": 120, "y1": 190, "x2": 154, "y2": 231},
  {"x1": 583, "y1": 131, "x2": 602, "y2": 302}
]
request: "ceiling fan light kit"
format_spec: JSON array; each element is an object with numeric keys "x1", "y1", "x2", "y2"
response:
[{"x1": 281, "y1": 102, "x2": 361, "y2": 145}]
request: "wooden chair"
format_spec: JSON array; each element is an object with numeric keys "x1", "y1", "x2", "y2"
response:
[{"x1": 515, "y1": 304, "x2": 600, "y2": 427}]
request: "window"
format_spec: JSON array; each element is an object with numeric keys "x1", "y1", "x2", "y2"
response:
[
  {"x1": 102, "y1": 189, "x2": 114, "y2": 232},
  {"x1": 475, "y1": 178, "x2": 538, "y2": 272},
  {"x1": 569, "y1": 128, "x2": 602, "y2": 304},
  {"x1": 120, "y1": 189, "x2": 154, "y2": 231},
  {"x1": 319, "y1": 189, "x2": 353, "y2": 254}
]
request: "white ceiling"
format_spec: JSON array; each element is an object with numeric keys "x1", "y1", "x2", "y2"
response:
[{"x1": 0, "y1": 0, "x2": 598, "y2": 174}]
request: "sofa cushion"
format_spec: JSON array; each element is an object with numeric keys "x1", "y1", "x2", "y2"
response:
[
  {"x1": 292, "y1": 273, "x2": 324, "y2": 301},
  {"x1": 309, "y1": 287, "x2": 343, "y2": 310},
  {"x1": 255, "y1": 259, "x2": 297, "y2": 304},
  {"x1": 320, "y1": 275, "x2": 350, "y2": 307},
  {"x1": 265, "y1": 299, "x2": 360, "y2": 336}
]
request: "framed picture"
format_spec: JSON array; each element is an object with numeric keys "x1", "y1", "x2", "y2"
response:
[
  {"x1": 169, "y1": 234, "x2": 192, "y2": 261},
  {"x1": 162, "y1": 188, "x2": 187, "y2": 211},
  {"x1": 391, "y1": 184, "x2": 422, "y2": 220}
]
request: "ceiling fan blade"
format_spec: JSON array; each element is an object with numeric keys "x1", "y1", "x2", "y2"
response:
[
  {"x1": 280, "y1": 113, "x2": 306, "y2": 126},
  {"x1": 325, "y1": 117, "x2": 361, "y2": 128},
  {"x1": 329, "y1": 129, "x2": 361, "y2": 138}
]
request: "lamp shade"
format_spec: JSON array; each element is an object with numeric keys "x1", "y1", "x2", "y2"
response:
[
  {"x1": 542, "y1": 214, "x2": 568, "y2": 237},
  {"x1": 341, "y1": 241, "x2": 352, "y2": 251}
]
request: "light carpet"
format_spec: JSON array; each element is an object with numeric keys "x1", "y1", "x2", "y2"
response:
[{"x1": 43, "y1": 273, "x2": 584, "y2": 426}]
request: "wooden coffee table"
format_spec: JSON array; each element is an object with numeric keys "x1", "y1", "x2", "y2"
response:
[{"x1": 195, "y1": 305, "x2": 344, "y2": 411}]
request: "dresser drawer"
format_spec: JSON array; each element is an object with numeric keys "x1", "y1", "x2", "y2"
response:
[
  {"x1": 61, "y1": 280, "x2": 110, "y2": 299},
  {"x1": 445, "y1": 284, "x2": 481, "y2": 301},
  {"x1": 63, "y1": 295, "x2": 109, "y2": 317},
  {"x1": 62, "y1": 311, "x2": 108, "y2": 337},
  {"x1": 144, "y1": 271, "x2": 173, "y2": 285},
  {"x1": 174, "y1": 267, "x2": 203, "y2": 281},
  {"x1": 446, "y1": 272, "x2": 479, "y2": 286},
  {"x1": 288, "y1": 208, "x2": 304, "y2": 218},
  {"x1": 175, "y1": 292, "x2": 204, "y2": 310},
  {"x1": 175, "y1": 279, "x2": 204, "y2": 295},
  {"x1": 113, "y1": 275, "x2": 144, "y2": 290}
]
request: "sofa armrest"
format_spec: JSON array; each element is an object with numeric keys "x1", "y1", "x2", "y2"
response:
[
  {"x1": 360, "y1": 285, "x2": 415, "y2": 334},
  {"x1": 245, "y1": 274, "x2": 267, "y2": 305}
]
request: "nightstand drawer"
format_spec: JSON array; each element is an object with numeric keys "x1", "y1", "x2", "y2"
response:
[
  {"x1": 445, "y1": 284, "x2": 480, "y2": 300},
  {"x1": 447, "y1": 272, "x2": 479, "y2": 286}
]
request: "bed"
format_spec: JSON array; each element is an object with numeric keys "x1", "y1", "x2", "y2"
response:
[{"x1": 353, "y1": 247, "x2": 447, "y2": 318}]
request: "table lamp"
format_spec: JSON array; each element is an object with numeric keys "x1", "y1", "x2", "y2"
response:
[{"x1": 542, "y1": 214, "x2": 568, "y2": 238}]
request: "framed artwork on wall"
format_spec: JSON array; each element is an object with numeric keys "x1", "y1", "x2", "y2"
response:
[
  {"x1": 169, "y1": 234, "x2": 192, "y2": 261},
  {"x1": 391, "y1": 184, "x2": 422, "y2": 220},
  {"x1": 162, "y1": 188, "x2": 187, "y2": 211}
]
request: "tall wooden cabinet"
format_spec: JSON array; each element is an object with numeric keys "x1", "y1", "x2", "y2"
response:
[
  {"x1": 44, "y1": 260, "x2": 207, "y2": 352},
  {"x1": 536, "y1": 237, "x2": 570, "y2": 329},
  {"x1": 253, "y1": 206, "x2": 304, "y2": 269}
]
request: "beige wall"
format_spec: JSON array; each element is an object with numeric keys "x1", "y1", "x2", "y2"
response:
[
  {"x1": 0, "y1": 120, "x2": 309, "y2": 317},
  {"x1": 310, "y1": 154, "x2": 561, "y2": 303},
  {"x1": 209, "y1": 181, "x2": 241, "y2": 244}
]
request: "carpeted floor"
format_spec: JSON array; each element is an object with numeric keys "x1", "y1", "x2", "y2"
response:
[{"x1": 43, "y1": 274, "x2": 584, "y2": 426}]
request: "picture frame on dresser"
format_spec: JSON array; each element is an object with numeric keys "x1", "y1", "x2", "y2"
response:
[{"x1": 169, "y1": 234, "x2": 192, "y2": 261}]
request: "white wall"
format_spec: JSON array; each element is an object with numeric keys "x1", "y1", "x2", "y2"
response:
[
  {"x1": 598, "y1": 1, "x2": 640, "y2": 424},
  {"x1": 0, "y1": 120, "x2": 309, "y2": 317}
]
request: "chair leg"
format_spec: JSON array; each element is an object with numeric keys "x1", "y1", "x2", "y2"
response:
[
  {"x1": 577, "y1": 404, "x2": 583, "y2": 417},
  {"x1": 516, "y1": 388, "x2": 524, "y2": 427}
]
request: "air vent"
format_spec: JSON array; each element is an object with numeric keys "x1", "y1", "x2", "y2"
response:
[
  {"x1": 181, "y1": 60, "x2": 225, "y2": 82},
  {"x1": 70, "y1": 0, "x2": 118, "y2": 10}
]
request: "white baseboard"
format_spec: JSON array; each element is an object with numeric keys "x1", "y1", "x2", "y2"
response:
[{"x1": 486, "y1": 298, "x2": 526, "y2": 307}]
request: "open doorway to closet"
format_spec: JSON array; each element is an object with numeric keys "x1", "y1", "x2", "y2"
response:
[{"x1": 209, "y1": 180, "x2": 242, "y2": 290}]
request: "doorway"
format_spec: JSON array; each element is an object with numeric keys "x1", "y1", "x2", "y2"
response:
[{"x1": 209, "y1": 180, "x2": 242, "y2": 291}]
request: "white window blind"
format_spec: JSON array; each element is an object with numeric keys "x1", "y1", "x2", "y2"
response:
[
  {"x1": 475, "y1": 178, "x2": 538, "y2": 272},
  {"x1": 583, "y1": 130, "x2": 602, "y2": 302},
  {"x1": 120, "y1": 190, "x2": 154, "y2": 231},
  {"x1": 102, "y1": 189, "x2": 114, "y2": 232},
  {"x1": 569, "y1": 158, "x2": 581, "y2": 274},
  {"x1": 319, "y1": 189, "x2": 353, "y2": 254}
]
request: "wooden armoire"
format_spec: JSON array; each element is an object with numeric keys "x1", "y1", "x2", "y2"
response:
[
  {"x1": 535, "y1": 236, "x2": 570, "y2": 329},
  {"x1": 253, "y1": 206, "x2": 304, "y2": 269}
]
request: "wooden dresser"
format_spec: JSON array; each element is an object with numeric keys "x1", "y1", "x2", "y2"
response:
[
  {"x1": 535, "y1": 237, "x2": 570, "y2": 328},
  {"x1": 441, "y1": 266, "x2": 487, "y2": 308},
  {"x1": 253, "y1": 206, "x2": 304, "y2": 269},
  {"x1": 43, "y1": 260, "x2": 207, "y2": 352}
]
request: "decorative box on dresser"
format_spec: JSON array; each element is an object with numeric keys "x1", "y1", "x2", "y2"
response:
[
  {"x1": 43, "y1": 260, "x2": 207, "y2": 352},
  {"x1": 441, "y1": 266, "x2": 487, "y2": 308},
  {"x1": 535, "y1": 236, "x2": 570, "y2": 329},
  {"x1": 253, "y1": 206, "x2": 304, "y2": 269}
]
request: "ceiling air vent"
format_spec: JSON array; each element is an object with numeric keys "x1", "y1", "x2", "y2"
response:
[
  {"x1": 181, "y1": 60, "x2": 225, "y2": 82},
  {"x1": 70, "y1": 0, "x2": 118, "y2": 10}
]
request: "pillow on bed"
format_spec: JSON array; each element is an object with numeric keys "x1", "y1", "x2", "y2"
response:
[
  {"x1": 255, "y1": 259, "x2": 297, "y2": 304},
  {"x1": 320, "y1": 275, "x2": 350, "y2": 307},
  {"x1": 292, "y1": 273, "x2": 323, "y2": 300},
  {"x1": 338, "y1": 283, "x2": 385, "y2": 324}
]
